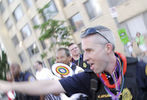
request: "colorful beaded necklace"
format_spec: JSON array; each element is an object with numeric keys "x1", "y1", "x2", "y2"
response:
[{"x1": 97, "y1": 52, "x2": 127, "y2": 99}]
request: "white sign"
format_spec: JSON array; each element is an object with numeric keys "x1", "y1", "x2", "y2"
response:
[{"x1": 109, "y1": 7, "x2": 118, "y2": 18}]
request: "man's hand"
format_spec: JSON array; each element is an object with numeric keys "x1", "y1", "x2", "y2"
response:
[{"x1": 0, "y1": 80, "x2": 12, "y2": 93}]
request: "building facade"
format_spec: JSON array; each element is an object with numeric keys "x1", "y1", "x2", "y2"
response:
[{"x1": 0, "y1": 0, "x2": 147, "y2": 71}]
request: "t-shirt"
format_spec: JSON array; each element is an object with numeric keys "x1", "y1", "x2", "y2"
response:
[
  {"x1": 59, "y1": 57, "x2": 147, "y2": 100},
  {"x1": 136, "y1": 35, "x2": 145, "y2": 45},
  {"x1": 36, "y1": 68, "x2": 56, "y2": 80},
  {"x1": 59, "y1": 70, "x2": 91, "y2": 97}
]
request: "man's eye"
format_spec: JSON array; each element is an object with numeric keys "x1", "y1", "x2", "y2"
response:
[{"x1": 86, "y1": 50, "x2": 91, "y2": 53}]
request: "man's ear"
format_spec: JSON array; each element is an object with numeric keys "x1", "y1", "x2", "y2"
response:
[{"x1": 105, "y1": 43, "x2": 113, "y2": 53}]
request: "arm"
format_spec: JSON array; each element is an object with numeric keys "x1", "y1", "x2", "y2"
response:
[{"x1": 0, "y1": 80, "x2": 65, "y2": 95}]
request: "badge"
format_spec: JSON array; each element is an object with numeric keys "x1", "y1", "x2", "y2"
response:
[
  {"x1": 122, "y1": 88, "x2": 132, "y2": 100},
  {"x1": 83, "y1": 62, "x2": 87, "y2": 68},
  {"x1": 145, "y1": 65, "x2": 147, "y2": 76}
]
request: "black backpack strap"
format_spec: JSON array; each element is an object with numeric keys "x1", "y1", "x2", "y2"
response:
[{"x1": 88, "y1": 70, "x2": 100, "y2": 100}]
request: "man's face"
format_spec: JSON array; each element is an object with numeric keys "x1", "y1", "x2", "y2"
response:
[
  {"x1": 82, "y1": 34, "x2": 107, "y2": 73},
  {"x1": 136, "y1": 33, "x2": 140, "y2": 37},
  {"x1": 68, "y1": 44, "x2": 80, "y2": 56},
  {"x1": 56, "y1": 50, "x2": 71, "y2": 65}
]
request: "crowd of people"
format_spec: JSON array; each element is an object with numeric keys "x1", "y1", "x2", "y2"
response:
[{"x1": 0, "y1": 25, "x2": 147, "y2": 100}]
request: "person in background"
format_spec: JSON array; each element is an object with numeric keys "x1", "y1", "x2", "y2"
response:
[
  {"x1": 56, "y1": 48, "x2": 84, "y2": 74},
  {"x1": 0, "y1": 26, "x2": 147, "y2": 100},
  {"x1": 126, "y1": 41, "x2": 136, "y2": 57},
  {"x1": 68, "y1": 43, "x2": 90, "y2": 70},
  {"x1": 136, "y1": 32, "x2": 147, "y2": 56},
  {"x1": 55, "y1": 47, "x2": 85, "y2": 100},
  {"x1": 10, "y1": 63, "x2": 40, "y2": 100},
  {"x1": 34, "y1": 60, "x2": 61, "y2": 100}
]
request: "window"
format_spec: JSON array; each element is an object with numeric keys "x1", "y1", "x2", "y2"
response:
[
  {"x1": 69, "y1": 13, "x2": 84, "y2": 32},
  {"x1": 23, "y1": 0, "x2": 33, "y2": 8},
  {"x1": 107, "y1": 0, "x2": 127, "y2": 7},
  {"x1": 21, "y1": 24, "x2": 32, "y2": 40},
  {"x1": 27, "y1": 43, "x2": 39, "y2": 57},
  {"x1": 63, "y1": 0, "x2": 72, "y2": 6},
  {"x1": 5, "y1": 18, "x2": 13, "y2": 30},
  {"x1": 13, "y1": 5, "x2": 23, "y2": 22},
  {"x1": 18, "y1": 51, "x2": 26, "y2": 63},
  {"x1": 0, "y1": 2, "x2": 5, "y2": 14},
  {"x1": 43, "y1": 0, "x2": 58, "y2": 21},
  {"x1": 32, "y1": 16, "x2": 40, "y2": 26},
  {"x1": 7, "y1": 0, "x2": 13, "y2": 4},
  {"x1": 12, "y1": 35, "x2": 19, "y2": 47},
  {"x1": 84, "y1": 0, "x2": 102, "y2": 19}
]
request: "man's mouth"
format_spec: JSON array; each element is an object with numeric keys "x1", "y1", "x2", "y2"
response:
[{"x1": 90, "y1": 63, "x2": 94, "y2": 70}]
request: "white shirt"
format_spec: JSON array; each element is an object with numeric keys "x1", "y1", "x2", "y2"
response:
[{"x1": 35, "y1": 68, "x2": 57, "y2": 80}]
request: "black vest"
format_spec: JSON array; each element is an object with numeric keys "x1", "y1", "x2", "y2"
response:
[{"x1": 88, "y1": 57, "x2": 147, "y2": 100}]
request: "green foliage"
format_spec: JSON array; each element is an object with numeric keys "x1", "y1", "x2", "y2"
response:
[
  {"x1": 48, "y1": 57, "x2": 56, "y2": 67},
  {"x1": 0, "y1": 50, "x2": 9, "y2": 80},
  {"x1": 40, "y1": 52, "x2": 47, "y2": 59},
  {"x1": 38, "y1": 2, "x2": 52, "y2": 14},
  {"x1": 34, "y1": 2, "x2": 73, "y2": 51}
]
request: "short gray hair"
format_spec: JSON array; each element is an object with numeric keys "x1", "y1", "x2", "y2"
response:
[{"x1": 81, "y1": 25, "x2": 115, "y2": 50}]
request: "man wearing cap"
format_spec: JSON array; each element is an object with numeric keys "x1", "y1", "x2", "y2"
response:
[{"x1": 0, "y1": 26, "x2": 147, "y2": 100}]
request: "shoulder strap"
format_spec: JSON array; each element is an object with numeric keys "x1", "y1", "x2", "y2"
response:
[{"x1": 89, "y1": 71, "x2": 101, "y2": 100}]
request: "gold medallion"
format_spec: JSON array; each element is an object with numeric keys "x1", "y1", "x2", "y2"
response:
[
  {"x1": 145, "y1": 65, "x2": 147, "y2": 76},
  {"x1": 122, "y1": 88, "x2": 132, "y2": 100},
  {"x1": 83, "y1": 62, "x2": 87, "y2": 68}
]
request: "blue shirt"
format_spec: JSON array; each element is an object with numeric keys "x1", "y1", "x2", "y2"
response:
[
  {"x1": 59, "y1": 70, "x2": 92, "y2": 97},
  {"x1": 59, "y1": 57, "x2": 147, "y2": 100}
]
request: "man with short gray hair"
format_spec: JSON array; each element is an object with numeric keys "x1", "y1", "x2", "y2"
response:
[{"x1": 0, "y1": 25, "x2": 147, "y2": 100}]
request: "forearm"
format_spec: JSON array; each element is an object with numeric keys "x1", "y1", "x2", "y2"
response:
[{"x1": 11, "y1": 80, "x2": 65, "y2": 95}]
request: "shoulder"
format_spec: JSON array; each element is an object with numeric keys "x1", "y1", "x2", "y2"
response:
[
  {"x1": 60, "y1": 71, "x2": 91, "y2": 84},
  {"x1": 59, "y1": 70, "x2": 93, "y2": 96},
  {"x1": 42, "y1": 68, "x2": 51, "y2": 72},
  {"x1": 126, "y1": 57, "x2": 146, "y2": 72},
  {"x1": 24, "y1": 71, "x2": 36, "y2": 81},
  {"x1": 60, "y1": 69, "x2": 94, "y2": 86},
  {"x1": 75, "y1": 66, "x2": 84, "y2": 73},
  {"x1": 126, "y1": 57, "x2": 138, "y2": 64}
]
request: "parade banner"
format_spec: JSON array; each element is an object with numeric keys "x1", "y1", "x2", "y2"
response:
[{"x1": 118, "y1": 28, "x2": 129, "y2": 45}]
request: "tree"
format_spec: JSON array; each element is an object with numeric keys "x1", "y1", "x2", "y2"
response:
[
  {"x1": 34, "y1": 2, "x2": 74, "y2": 53},
  {"x1": 0, "y1": 50, "x2": 9, "y2": 80}
]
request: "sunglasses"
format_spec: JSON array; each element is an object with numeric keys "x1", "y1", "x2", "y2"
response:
[{"x1": 81, "y1": 27, "x2": 110, "y2": 43}]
